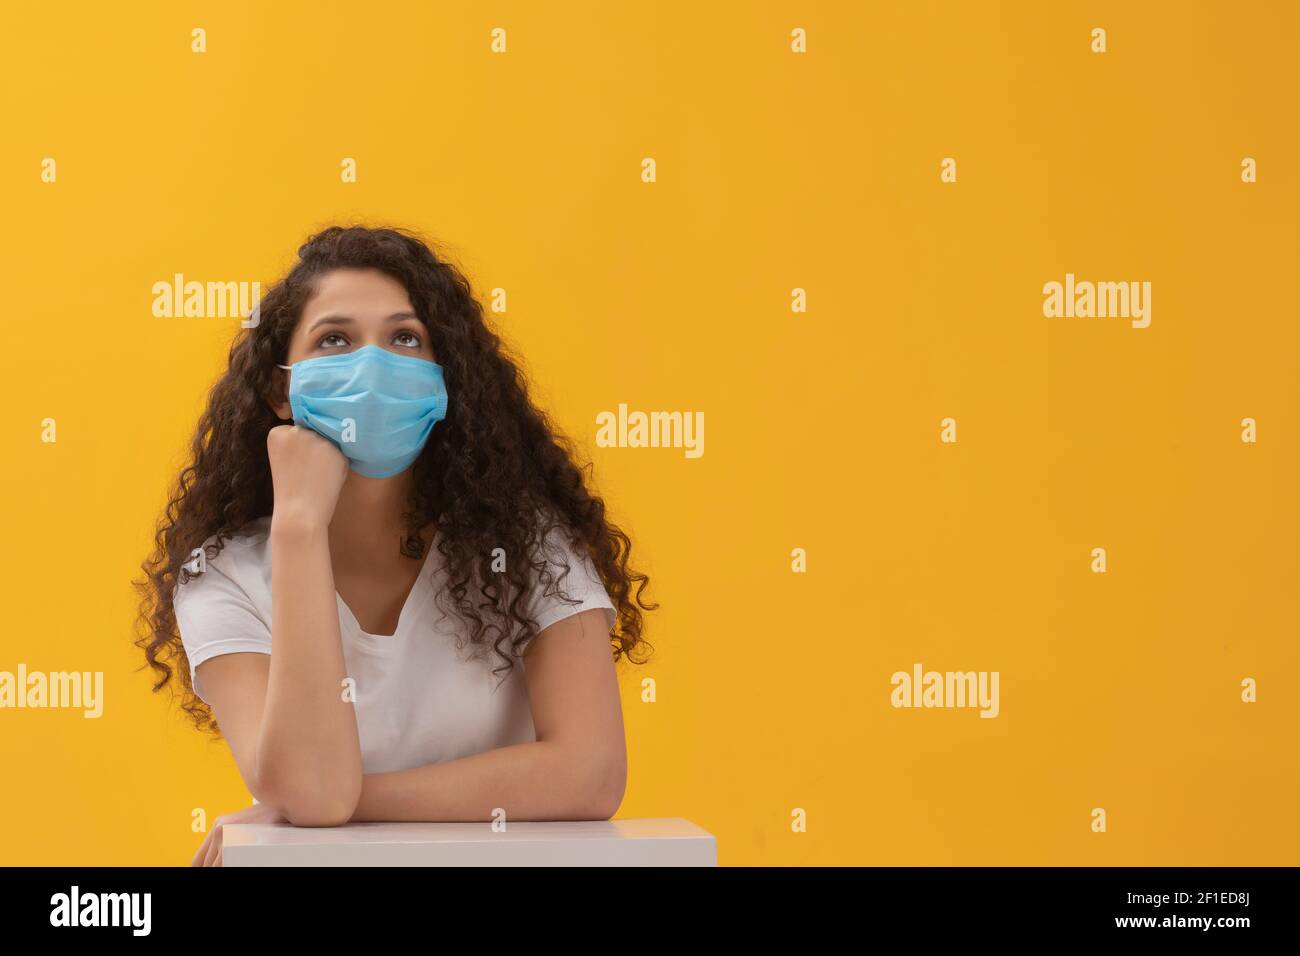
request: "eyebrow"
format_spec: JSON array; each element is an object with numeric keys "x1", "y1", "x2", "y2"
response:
[{"x1": 306, "y1": 312, "x2": 419, "y2": 333}]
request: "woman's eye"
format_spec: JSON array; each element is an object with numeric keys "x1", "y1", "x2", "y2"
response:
[
  {"x1": 393, "y1": 330, "x2": 421, "y2": 348},
  {"x1": 318, "y1": 333, "x2": 348, "y2": 349}
]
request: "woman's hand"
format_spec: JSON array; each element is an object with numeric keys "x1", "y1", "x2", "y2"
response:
[
  {"x1": 267, "y1": 424, "x2": 349, "y2": 530},
  {"x1": 192, "y1": 801, "x2": 288, "y2": 867}
]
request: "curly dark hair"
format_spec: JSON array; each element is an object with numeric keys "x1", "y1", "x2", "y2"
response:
[{"x1": 135, "y1": 224, "x2": 656, "y2": 735}]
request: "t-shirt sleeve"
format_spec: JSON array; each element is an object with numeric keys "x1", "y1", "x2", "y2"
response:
[
  {"x1": 173, "y1": 555, "x2": 272, "y2": 705},
  {"x1": 523, "y1": 520, "x2": 617, "y2": 637}
]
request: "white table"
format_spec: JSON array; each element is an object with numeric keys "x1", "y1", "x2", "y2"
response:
[{"x1": 223, "y1": 817, "x2": 716, "y2": 867}]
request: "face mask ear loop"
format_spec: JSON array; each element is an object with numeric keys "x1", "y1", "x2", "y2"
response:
[{"x1": 276, "y1": 365, "x2": 293, "y2": 422}]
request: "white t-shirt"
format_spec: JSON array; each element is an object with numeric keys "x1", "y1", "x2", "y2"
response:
[{"x1": 173, "y1": 515, "x2": 615, "y2": 774}]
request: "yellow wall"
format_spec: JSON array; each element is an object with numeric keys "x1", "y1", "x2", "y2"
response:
[{"x1": 0, "y1": 0, "x2": 1294, "y2": 864}]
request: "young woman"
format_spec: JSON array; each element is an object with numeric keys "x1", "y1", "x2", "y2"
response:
[{"x1": 135, "y1": 225, "x2": 655, "y2": 866}]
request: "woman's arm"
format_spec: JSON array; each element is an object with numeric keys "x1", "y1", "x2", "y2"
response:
[
  {"x1": 257, "y1": 515, "x2": 363, "y2": 824},
  {"x1": 200, "y1": 425, "x2": 361, "y2": 827},
  {"x1": 350, "y1": 608, "x2": 627, "y2": 821}
]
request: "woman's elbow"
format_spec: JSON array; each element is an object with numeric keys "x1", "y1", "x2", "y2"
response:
[
  {"x1": 283, "y1": 806, "x2": 352, "y2": 828},
  {"x1": 255, "y1": 767, "x2": 360, "y2": 827},
  {"x1": 585, "y1": 751, "x2": 627, "y2": 820},
  {"x1": 280, "y1": 793, "x2": 356, "y2": 828}
]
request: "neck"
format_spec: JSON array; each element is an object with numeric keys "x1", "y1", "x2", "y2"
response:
[{"x1": 328, "y1": 468, "x2": 424, "y2": 565}]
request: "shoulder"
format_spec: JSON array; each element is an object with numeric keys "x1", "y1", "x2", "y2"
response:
[
  {"x1": 197, "y1": 516, "x2": 271, "y2": 569},
  {"x1": 172, "y1": 518, "x2": 274, "y2": 700},
  {"x1": 526, "y1": 509, "x2": 596, "y2": 584},
  {"x1": 531, "y1": 508, "x2": 579, "y2": 559},
  {"x1": 522, "y1": 508, "x2": 616, "y2": 633},
  {"x1": 174, "y1": 516, "x2": 273, "y2": 608}
]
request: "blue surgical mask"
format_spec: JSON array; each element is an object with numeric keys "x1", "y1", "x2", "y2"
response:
[{"x1": 277, "y1": 345, "x2": 449, "y2": 478}]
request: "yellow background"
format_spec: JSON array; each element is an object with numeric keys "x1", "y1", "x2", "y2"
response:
[{"x1": 0, "y1": 0, "x2": 1295, "y2": 865}]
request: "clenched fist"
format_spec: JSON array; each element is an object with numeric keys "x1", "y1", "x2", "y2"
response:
[{"x1": 267, "y1": 424, "x2": 349, "y2": 531}]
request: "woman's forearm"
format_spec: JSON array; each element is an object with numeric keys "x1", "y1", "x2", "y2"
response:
[
  {"x1": 349, "y1": 739, "x2": 624, "y2": 823},
  {"x1": 257, "y1": 517, "x2": 363, "y2": 824}
]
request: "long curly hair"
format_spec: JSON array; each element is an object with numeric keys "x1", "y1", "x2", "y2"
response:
[{"x1": 135, "y1": 224, "x2": 656, "y2": 735}]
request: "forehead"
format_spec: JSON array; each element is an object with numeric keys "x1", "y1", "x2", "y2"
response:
[{"x1": 302, "y1": 268, "x2": 413, "y2": 319}]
